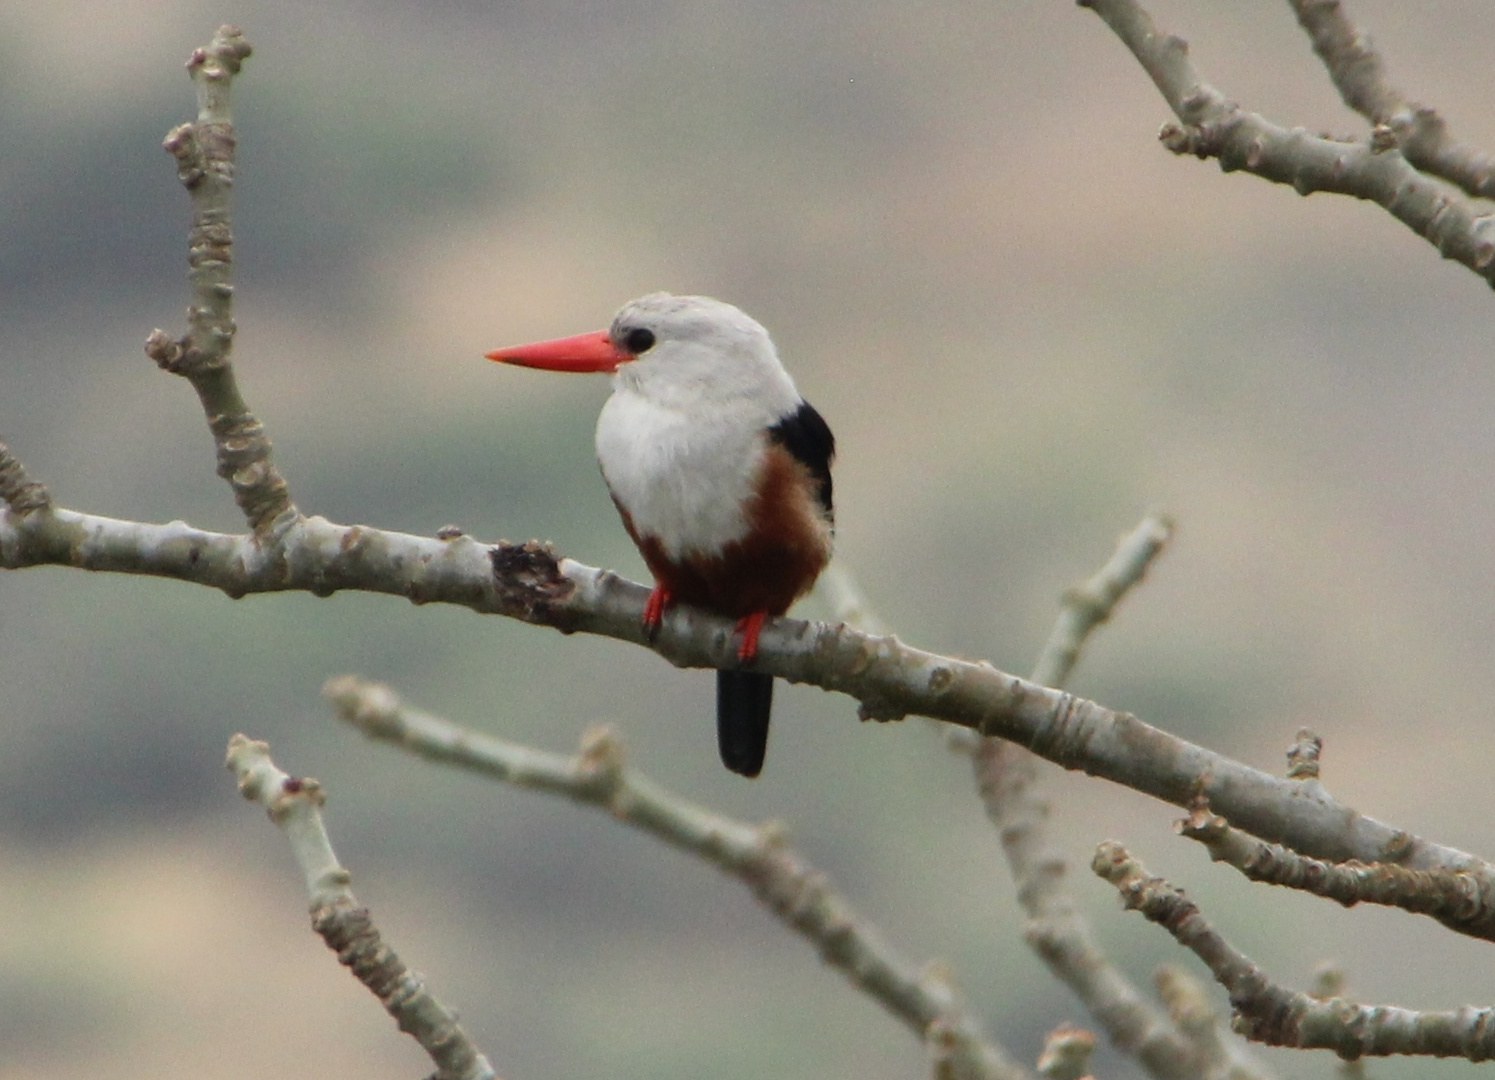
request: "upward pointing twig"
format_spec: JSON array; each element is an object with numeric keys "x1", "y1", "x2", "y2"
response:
[
  {"x1": 145, "y1": 25, "x2": 298, "y2": 535},
  {"x1": 964, "y1": 515, "x2": 1276, "y2": 1080},
  {"x1": 227, "y1": 734, "x2": 497, "y2": 1080},
  {"x1": 0, "y1": 440, "x2": 51, "y2": 516},
  {"x1": 324, "y1": 676, "x2": 1029, "y2": 1080}
]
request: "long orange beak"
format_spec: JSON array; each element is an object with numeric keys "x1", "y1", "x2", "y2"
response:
[{"x1": 485, "y1": 329, "x2": 626, "y2": 373}]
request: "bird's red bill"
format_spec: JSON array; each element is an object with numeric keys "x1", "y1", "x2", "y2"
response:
[{"x1": 485, "y1": 329, "x2": 625, "y2": 373}]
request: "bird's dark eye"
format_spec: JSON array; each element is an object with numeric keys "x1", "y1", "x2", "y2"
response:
[{"x1": 621, "y1": 327, "x2": 656, "y2": 354}]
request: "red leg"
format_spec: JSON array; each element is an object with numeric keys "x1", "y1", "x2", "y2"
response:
[
  {"x1": 642, "y1": 583, "x2": 673, "y2": 638},
  {"x1": 735, "y1": 610, "x2": 768, "y2": 662}
]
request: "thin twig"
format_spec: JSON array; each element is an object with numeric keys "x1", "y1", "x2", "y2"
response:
[
  {"x1": 1179, "y1": 798, "x2": 1495, "y2": 941},
  {"x1": 1031, "y1": 513, "x2": 1174, "y2": 691},
  {"x1": 146, "y1": 25, "x2": 297, "y2": 534},
  {"x1": 967, "y1": 515, "x2": 1271, "y2": 1080},
  {"x1": 323, "y1": 676, "x2": 1027, "y2": 1080},
  {"x1": 1094, "y1": 841, "x2": 1495, "y2": 1060},
  {"x1": 225, "y1": 734, "x2": 497, "y2": 1080}
]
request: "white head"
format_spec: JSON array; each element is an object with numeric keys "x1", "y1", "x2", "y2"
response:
[
  {"x1": 488, "y1": 294, "x2": 810, "y2": 558},
  {"x1": 605, "y1": 293, "x2": 801, "y2": 417},
  {"x1": 488, "y1": 292, "x2": 803, "y2": 423}
]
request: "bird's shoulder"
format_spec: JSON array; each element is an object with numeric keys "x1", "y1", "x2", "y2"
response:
[{"x1": 766, "y1": 400, "x2": 834, "y2": 520}]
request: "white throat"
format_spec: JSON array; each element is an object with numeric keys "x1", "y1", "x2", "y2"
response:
[{"x1": 599, "y1": 385, "x2": 778, "y2": 558}]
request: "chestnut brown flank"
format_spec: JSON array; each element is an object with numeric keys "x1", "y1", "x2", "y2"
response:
[{"x1": 615, "y1": 443, "x2": 832, "y2": 618}]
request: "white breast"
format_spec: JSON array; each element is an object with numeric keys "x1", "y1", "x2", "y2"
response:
[{"x1": 595, "y1": 387, "x2": 766, "y2": 560}]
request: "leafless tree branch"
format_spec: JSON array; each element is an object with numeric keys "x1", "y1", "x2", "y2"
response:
[
  {"x1": 5, "y1": 498, "x2": 1489, "y2": 899},
  {"x1": 145, "y1": 25, "x2": 296, "y2": 535},
  {"x1": 324, "y1": 676, "x2": 1026, "y2": 1080},
  {"x1": 1094, "y1": 841, "x2": 1495, "y2": 1061},
  {"x1": 1179, "y1": 794, "x2": 1495, "y2": 941},
  {"x1": 1288, "y1": 0, "x2": 1495, "y2": 199},
  {"x1": 1078, "y1": 0, "x2": 1495, "y2": 287},
  {"x1": 4, "y1": 491, "x2": 1492, "y2": 911},
  {"x1": 227, "y1": 734, "x2": 497, "y2": 1080},
  {"x1": 963, "y1": 515, "x2": 1271, "y2": 1080}
]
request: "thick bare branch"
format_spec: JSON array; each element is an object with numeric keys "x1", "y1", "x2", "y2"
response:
[
  {"x1": 1288, "y1": 0, "x2": 1495, "y2": 199},
  {"x1": 1094, "y1": 842, "x2": 1495, "y2": 1061},
  {"x1": 324, "y1": 677, "x2": 1025, "y2": 1080},
  {"x1": 1078, "y1": 0, "x2": 1495, "y2": 287},
  {"x1": 5, "y1": 505, "x2": 1492, "y2": 897},
  {"x1": 226, "y1": 734, "x2": 496, "y2": 1080},
  {"x1": 146, "y1": 26, "x2": 296, "y2": 534}
]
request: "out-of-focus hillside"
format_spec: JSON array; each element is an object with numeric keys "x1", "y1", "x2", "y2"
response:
[{"x1": 3, "y1": 3, "x2": 1495, "y2": 1079}]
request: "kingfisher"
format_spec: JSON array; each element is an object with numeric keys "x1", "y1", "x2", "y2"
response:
[{"x1": 487, "y1": 293, "x2": 835, "y2": 777}]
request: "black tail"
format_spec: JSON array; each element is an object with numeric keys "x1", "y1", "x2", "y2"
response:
[{"x1": 716, "y1": 670, "x2": 774, "y2": 778}]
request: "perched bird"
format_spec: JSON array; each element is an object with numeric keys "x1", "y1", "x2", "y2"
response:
[{"x1": 487, "y1": 293, "x2": 835, "y2": 777}]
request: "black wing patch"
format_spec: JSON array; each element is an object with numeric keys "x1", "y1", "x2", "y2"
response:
[{"x1": 768, "y1": 399, "x2": 835, "y2": 523}]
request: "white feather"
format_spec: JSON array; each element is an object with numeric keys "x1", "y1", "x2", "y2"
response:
[{"x1": 593, "y1": 295, "x2": 802, "y2": 560}]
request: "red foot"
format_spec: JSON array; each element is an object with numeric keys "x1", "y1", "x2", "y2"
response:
[
  {"x1": 642, "y1": 584, "x2": 673, "y2": 639},
  {"x1": 735, "y1": 611, "x2": 768, "y2": 662}
]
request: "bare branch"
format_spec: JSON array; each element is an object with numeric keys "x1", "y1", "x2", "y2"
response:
[
  {"x1": 146, "y1": 26, "x2": 296, "y2": 535},
  {"x1": 226, "y1": 734, "x2": 497, "y2": 1080},
  {"x1": 1030, "y1": 513, "x2": 1174, "y2": 691},
  {"x1": 324, "y1": 676, "x2": 1026, "y2": 1080},
  {"x1": 1036, "y1": 1025, "x2": 1096, "y2": 1080},
  {"x1": 0, "y1": 439, "x2": 51, "y2": 516},
  {"x1": 1290, "y1": 0, "x2": 1397, "y2": 119},
  {"x1": 1154, "y1": 965, "x2": 1248, "y2": 1073},
  {"x1": 980, "y1": 741, "x2": 1222, "y2": 1080},
  {"x1": 4, "y1": 506, "x2": 1491, "y2": 891},
  {"x1": 963, "y1": 515, "x2": 1272, "y2": 1080},
  {"x1": 1077, "y1": 0, "x2": 1495, "y2": 288},
  {"x1": 1094, "y1": 841, "x2": 1495, "y2": 1061},
  {"x1": 1285, "y1": 728, "x2": 1323, "y2": 780},
  {"x1": 1288, "y1": 0, "x2": 1495, "y2": 199},
  {"x1": 1179, "y1": 798, "x2": 1495, "y2": 941}
]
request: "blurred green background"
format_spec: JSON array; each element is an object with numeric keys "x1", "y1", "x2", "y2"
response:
[{"x1": 3, "y1": 2, "x2": 1495, "y2": 1078}]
